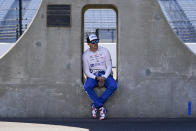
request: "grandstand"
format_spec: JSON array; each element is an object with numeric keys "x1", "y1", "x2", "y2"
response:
[
  {"x1": 0, "y1": 0, "x2": 40, "y2": 43},
  {"x1": 159, "y1": 0, "x2": 196, "y2": 43},
  {"x1": 0, "y1": 0, "x2": 15, "y2": 20},
  {"x1": 22, "y1": 0, "x2": 40, "y2": 28},
  {"x1": 0, "y1": 0, "x2": 16, "y2": 43},
  {"x1": 178, "y1": 0, "x2": 196, "y2": 28}
]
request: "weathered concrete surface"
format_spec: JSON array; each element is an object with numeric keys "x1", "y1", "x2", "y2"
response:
[{"x1": 0, "y1": 0, "x2": 196, "y2": 118}]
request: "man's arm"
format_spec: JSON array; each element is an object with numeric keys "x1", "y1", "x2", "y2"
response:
[
  {"x1": 102, "y1": 48, "x2": 112, "y2": 79},
  {"x1": 97, "y1": 48, "x2": 112, "y2": 87},
  {"x1": 83, "y1": 54, "x2": 96, "y2": 79}
]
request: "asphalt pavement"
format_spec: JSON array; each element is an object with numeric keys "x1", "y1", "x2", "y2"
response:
[{"x1": 0, "y1": 118, "x2": 196, "y2": 131}]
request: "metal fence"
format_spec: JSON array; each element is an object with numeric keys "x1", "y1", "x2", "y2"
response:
[{"x1": 84, "y1": 9, "x2": 116, "y2": 43}]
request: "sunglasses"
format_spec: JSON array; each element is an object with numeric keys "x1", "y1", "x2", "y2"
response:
[{"x1": 91, "y1": 39, "x2": 99, "y2": 44}]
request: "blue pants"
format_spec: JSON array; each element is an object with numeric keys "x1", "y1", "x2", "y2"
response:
[{"x1": 84, "y1": 75, "x2": 118, "y2": 108}]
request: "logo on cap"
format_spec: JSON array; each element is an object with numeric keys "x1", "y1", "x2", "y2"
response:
[{"x1": 89, "y1": 34, "x2": 98, "y2": 41}]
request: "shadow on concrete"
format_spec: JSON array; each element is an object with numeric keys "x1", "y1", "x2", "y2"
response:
[{"x1": 0, "y1": 118, "x2": 196, "y2": 131}]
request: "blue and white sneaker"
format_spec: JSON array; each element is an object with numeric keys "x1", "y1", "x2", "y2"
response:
[
  {"x1": 91, "y1": 104, "x2": 97, "y2": 118},
  {"x1": 99, "y1": 107, "x2": 107, "y2": 120}
]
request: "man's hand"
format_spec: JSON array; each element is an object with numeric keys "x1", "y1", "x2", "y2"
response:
[{"x1": 96, "y1": 77, "x2": 106, "y2": 88}]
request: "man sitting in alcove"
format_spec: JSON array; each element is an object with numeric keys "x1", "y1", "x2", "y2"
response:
[{"x1": 83, "y1": 34, "x2": 118, "y2": 120}]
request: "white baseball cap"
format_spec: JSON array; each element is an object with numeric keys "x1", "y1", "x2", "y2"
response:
[{"x1": 88, "y1": 34, "x2": 98, "y2": 41}]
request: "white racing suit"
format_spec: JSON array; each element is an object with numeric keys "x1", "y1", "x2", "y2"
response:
[{"x1": 83, "y1": 46, "x2": 118, "y2": 108}]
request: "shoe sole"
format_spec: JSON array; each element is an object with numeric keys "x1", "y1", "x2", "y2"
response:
[{"x1": 99, "y1": 117, "x2": 106, "y2": 120}]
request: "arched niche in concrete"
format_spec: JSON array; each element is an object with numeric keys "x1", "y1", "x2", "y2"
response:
[
  {"x1": 0, "y1": 0, "x2": 196, "y2": 118},
  {"x1": 81, "y1": 5, "x2": 118, "y2": 81}
]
